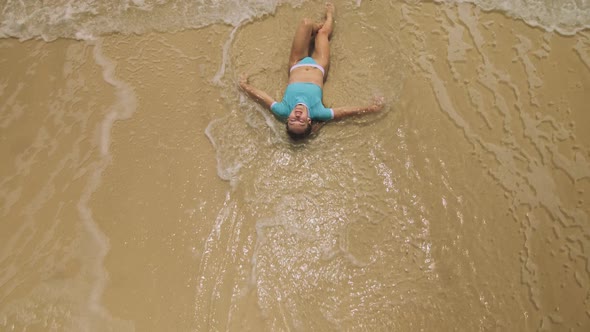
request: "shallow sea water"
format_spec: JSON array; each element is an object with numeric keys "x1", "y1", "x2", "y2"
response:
[{"x1": 1, "y1": 0, "x2": 589, "y2": 331}]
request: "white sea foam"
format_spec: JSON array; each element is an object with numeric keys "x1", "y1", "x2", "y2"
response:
[
  {"x1": 436, "y1": 0, "x2": 590, "y2": 35},
  {"x1": 0, "y1": 0, "x2": 305, "y2": 41},
  {"x1": 91, "y1": 39, "x2": 137, "y2": 156},
  {"x1": 1, "y1": 0, "x2": 586, "y2": 41}
]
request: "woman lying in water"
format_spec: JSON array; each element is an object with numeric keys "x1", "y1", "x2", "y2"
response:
[{"x1": 239, "y1": 2, "x2": 384, "y2": 140}]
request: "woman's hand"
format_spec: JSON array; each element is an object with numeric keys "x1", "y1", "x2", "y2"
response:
[
  {"x1": 238, "y1": 73, "x2": 249, "y2": 89},
  {"x1": 370, "y1": 96, "x2": 385, "y2": 112},
  {"x1": 236, "y1": 74, "x2": 276, "y2": 109}
]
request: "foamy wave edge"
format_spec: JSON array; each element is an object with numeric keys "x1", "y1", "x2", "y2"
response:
[
  {"x1": 436, "y1": 0, "x2": 590, "y2": 36},
  {"x1": 0, "y1": 0, "x2": 306, "y2": 41},
  {"x1": 2, "y1": 0, "x2": 587, "y2": 41}
]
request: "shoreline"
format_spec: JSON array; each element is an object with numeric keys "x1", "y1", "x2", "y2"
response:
[{"x1": 1, "y1": 1, "x2": 589, "y2": 330}]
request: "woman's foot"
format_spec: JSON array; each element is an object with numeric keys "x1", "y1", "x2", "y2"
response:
[
  {"x1": 319, "y1": 2, "x2": 335, "y2": 37},
  {"x1": 325, "y1": 2, "x2": 335, "y2": 17}
]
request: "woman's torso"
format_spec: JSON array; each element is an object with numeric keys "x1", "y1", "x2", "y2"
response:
[{"x1": 288, "y1": 66, "x2": 324, "y2": 87}]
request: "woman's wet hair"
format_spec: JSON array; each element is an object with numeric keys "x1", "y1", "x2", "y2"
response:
[{"x1": 286, "y1": 122, "x2": 312, "y2": 141}]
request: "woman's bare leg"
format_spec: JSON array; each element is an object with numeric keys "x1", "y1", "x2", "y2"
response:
[
  {"x1": 288, "y1": 19, "x2": 323, "y2": 71},
  {"x1": 312, "y1": 2, "x2": 334, "y2": 75}
]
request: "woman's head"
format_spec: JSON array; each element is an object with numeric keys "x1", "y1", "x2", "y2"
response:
[
  {"x1": 286, "y1": 121, "x2": 312, "y2": 140},
  {"x1": 287, "y1": 104, "x2": 312, "y2": 140}
]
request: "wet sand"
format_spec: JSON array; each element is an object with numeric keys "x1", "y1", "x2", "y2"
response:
[
  {"x1": 1, "y1": 1, "x2": 589, "y2": 331},
  {"x1": 92, "y1": 27, "x2": 232, "y2": 330}
]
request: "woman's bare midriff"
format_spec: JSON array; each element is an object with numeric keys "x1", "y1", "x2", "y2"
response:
[{"x1": 288, "y1": 66, "x2": 324, "y2": 87}]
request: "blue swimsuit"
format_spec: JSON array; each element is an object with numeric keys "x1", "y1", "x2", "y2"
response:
[{"x1": 270, "y1": 57, "x2": 334, "y2": 121}]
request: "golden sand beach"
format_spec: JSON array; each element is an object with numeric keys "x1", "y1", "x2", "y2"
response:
[{"x1": 1, "y1": 1, "x2": 589, "y2": 330}]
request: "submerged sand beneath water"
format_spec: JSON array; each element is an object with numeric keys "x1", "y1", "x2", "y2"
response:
[{"x1": 1, "y1": 1, "x2": 589, "y2": 330}]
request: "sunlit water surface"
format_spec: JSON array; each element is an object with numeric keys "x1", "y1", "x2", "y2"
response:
[{"x1": 1, "y1": 0, "x2": 589, "y2": 330}]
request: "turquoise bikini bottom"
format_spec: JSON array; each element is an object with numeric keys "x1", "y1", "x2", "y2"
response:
[{"x1": 290, "y1": 57, "x2": 325, "y2": 76}]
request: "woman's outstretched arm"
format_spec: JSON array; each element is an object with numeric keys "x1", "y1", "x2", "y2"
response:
[
  {"x1": 332, "y1": 97, "x2": 385, "y2": 120},
  {"x1": 238, "y1": 74, "x2": 275, "y2": 109}
]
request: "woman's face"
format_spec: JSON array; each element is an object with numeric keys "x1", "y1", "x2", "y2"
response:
[{"x1": 287, "y1": 104, "x2": 311, "y2": 133}]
